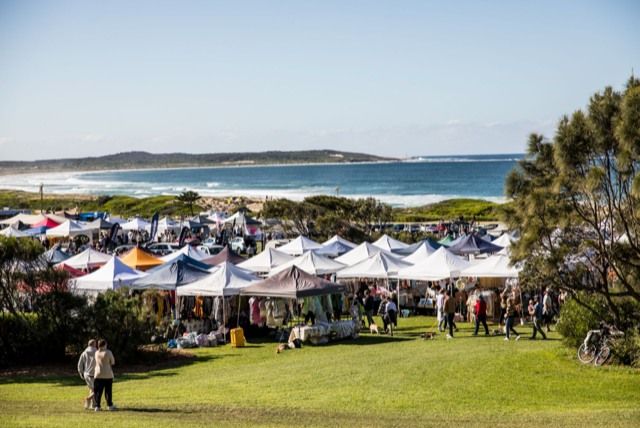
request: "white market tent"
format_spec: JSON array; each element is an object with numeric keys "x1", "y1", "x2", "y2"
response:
[
  {"x1": 46, "y1": 220, "x2": 92, "y2": 240},
  {"x1": 177, "y1": 262, "x2": 258, "y2": 297},
  {"x1": 58, "y1": 248, "x2": 112, "y2": 270},
  {"x1": 161, "y1": 245, "x2": 216, "y2": 265},
  {"x1": 321, "y1": 235, "x2": 357, "y2": 249},
  {"x1": 0, "y1": 213, "x2": 69, "y2": 227},
  {"x1": 461, "y1": 254, "x2": 521, "y2": 278},
  {"x1": 122, "y1": 217, "x2": 151, "y2": 231},
  {"x1": 396, "y1": 247, "x2": 471, "y2": 281},
  {"x1": 402, "y1": 241, "x2": 438, "y2": 264},
  {"x1": 146, "y1": 217, "x2": 180, "y2": 235},
  {"x1": 269, "y1": 250, "x2": 346, "y2": 276},
  {"x1": 336, "y1": 252, "x2": 412, "y2": 279},
  {"x1": 276, "y1": 236, "x2": 324, "y2": 256},
  {"x1": 492, "y1": 233, "x2": 515, "y2": 249},
  {"x1": 0, "y1": 226, "x2": 30, "y2": 238},
  {"x1": 72, "y1": 257, "x2": 146, "y2": 292},
  {"x1": 372, "y1": 234, "x2": 410, "y2": 253},
  {"x1": 237, "y1": 248, "x2": 294, "y2": 274},
  {"x1": 335, "y1": 241, "x2": 394, "y2": 266}
]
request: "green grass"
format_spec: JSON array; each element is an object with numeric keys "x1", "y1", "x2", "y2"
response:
[
  {"x1": 1, "y1": 316, "x2": 639, "y2": 427},
  {"x1": 394, "y1": 199, "x2": 506, "y2": 222}
]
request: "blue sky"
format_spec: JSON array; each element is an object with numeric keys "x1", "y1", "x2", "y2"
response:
[{"x1": 0, "y1": 0, "x2": 638, "y2": 160}]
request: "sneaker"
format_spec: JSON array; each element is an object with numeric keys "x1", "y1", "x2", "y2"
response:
[
  {"x1": 84, "y1": 398, "x2": 91, "y2": 410},
  {"x1": 504, "y1": 337, "x2": 509, "y2": 341},
  {"x1": 108, "y1": 405, "x2": 117, "y2": 411},
  {"x1": 94, "y1": 407, "x2": 101, "y2": 412},
  {"x1": 446, "y1": 334, "x2": 452, "y2": 339},
  {"x1": 515, "y1": 335, "x2": 521, "y2": 341}
]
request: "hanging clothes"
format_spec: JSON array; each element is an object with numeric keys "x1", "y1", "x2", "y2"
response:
[
  {"x1": 194, "y1": 296, "x2": 204, "y2": 318},
  {"x1": 249, "y1": 297, "x2": 261, "y2": 326}
]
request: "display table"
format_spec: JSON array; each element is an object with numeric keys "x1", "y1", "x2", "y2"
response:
[{"x1": 289, "y1": 320, "x2": 359, "y2": 345}]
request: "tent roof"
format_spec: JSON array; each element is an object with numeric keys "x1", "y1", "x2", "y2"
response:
[
  {"x1": 161, "y1": 245, "x2": 216, "y2": 265},
  {"x1": 492, "y1": 233, "x2": 514, "y2": 248},
  {"x1": 402, "y1": 241, "x2": 439, "y2": 264},
  {"x1": 119, "y1": 247, "x2": 164, "y2": 270},
  {"x1": 46, "y1": 220, "x2": 91, "y2": 238},
  {"x1": 131, "y1": 256, "x2": 212, "y2": 290},
  {"x1": 0, "y1": 226, "x2": 30, "y2": 238},
  {"x1": 276, "y1": 236, "x2": 323, "y2": 256},
  {"x1": 177, "y1": 262, "x2": 258, "y2": 296},
  {"x1": 237, "y1": 248, "x2": 294, "y2": 273},
  {"x1": 42, "y1": 244, "x2": 70, "y2": 264},
  {"x1": 33, "y1": 217, "x2": 61, "y2": 229},
  {"x1": 208, "y1": 246, "x2": 245, "y2": 265},
  {"x1": 334, "y1": 241, "x2": 393, "y2": 266},
  {"x1": 438, "y1": 235, "x2": 455, "y2": 246},
  {"x1": 57, "y1": 248, "x2": 112, "y2": 269},
  {"x1": 372, "y1": 234, "x2": 410, "y2": 252},
  {"x1": 72, "y1": 257, "x2": 146, "y2": 291},
  {"x1": 393, "y1": 238, "x2": 441, "y2": 256},
  {"x1": 313, "y1": 241, "x2": 354, "y2": 257},
  {"x1": 336, "y1": 252, "x2": 411, "y2": 279},
  {"x1": 446, "y1": 234, "x2": 504, "y2": 256},
  {"x1": 461, "y1": 254, "x2": 521, "y2": 278},
  {"x1": 321, "y1": 235, "x2": 357, "y2": 249},
  {"x1": 269, "y1": 250, "x2": 346, "y2": 276},
  {"x1": 85, "y1": 218, "x2": 113, "y2": 230},
  {"x1": 223, "y1": 211, "x2": 261, "y2": 225},
  {"x1": 122, "y1": 218, "x2": 151, "y2": 231},
  {"x1": 240, "y1": 265, "x2": 346, "y2": 299},
  {"x1": 396, "y1": 247, "x2": 471, "y2": 281}
]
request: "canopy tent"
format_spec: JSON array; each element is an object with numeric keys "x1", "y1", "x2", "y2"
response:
[
  {"x1": 446, "y1": 234, "x2": 504, "y2": 256},
  {"x1": 0, "y1": 226, "x2": 30, "y2": 238},
  {"x1": 437, "y1": 235, "x2": 455, "y2": 247},
  {"x1": 313, "y1": 241, "x2": 354, "y2": 257},
  {"x1": 269, "y1": 250, "x2": 346, "y2": 276},
  {"x1": 0, "y1": 213, "x2": 68, "y2": 227},
  {"x1": 492, "y1": 233, "x2": 515, "y2": 249},
  {"x1": 208, "y1": 245, "x2": 245, "y2": 265},
  {"x1": 122, "y1": 218, "x2": 151, "y2": 231},
  {"x1": 24, "y1": 226, "x2": 47, "y2": 237},
  {"x1": 84, "y1": 218, "x2": 113, "y2": 231},
  {"x1": 45, "y1": 220, "x2": 92, "y2": 240},
  {"x1": 321, "y1": 235, "x2": 357, "y2": 250},
  {"x1": 56, "y1": 263, "x2": 86, "y2": 278},
  {"x1": 150, "y1": 217, "x2": 181, "y2": 235},
  {"x1": 32, "y1": 217, "x2": 61, "y2": 229},
  {"x1": 336, "y1": 252, "x2": 412, "y2": 279},
  {"x1": 131, "y1": 257, "x2": 212, "y2": 290},
  {"x1": 41, "y1": 244, "x2": 70, "y2": 265},
  {"x1": 223, "y1": 211, "x2": 261, "y2": 226},
  {"x1": 402, "y1": 241, "x2": 439, "y2": 264},
  {"x1": 396, "y1": 247, "x2": 471, "y2": 281},
  {"x1": 372, "y1": 234, "x2": 410, "y2": 253},
  {"x1": 276, "y1": 236, "x2": 323, "y2": 256},
  {"x1": 161, "y1": 245, "x2": 216, "y2": 265},
  {"x1": 334, "y1": 241, "x2": 394, "y2": 266},
  {"x1": 180, "y1": 219, "x2": 203, "y2": 230},
  {"x1": 240, "y1": 265, "x2": 346, "y2": 299},
  {"x1": 206, "y1": 211, "x2": 227, "y2": 226},
  {"x1": 177, "y1": 262, "x2": 258, "y2": 296},
  {"x1": 394, "y1": 238, "x2": 441, "y2": 256},
  {"x1": 71, "y1": 257, "x2": 146, "y2": 292},
  {"x1": 461, "y1": 254, "x2": 521, "y2": 278},
  {"x1": 237, "y1": 248, "x2": 294, "y2": 274},
  {"x1": 58, "y1": 248, "x2": 112, "y2": 270},
  {"x1": 119, "y1": 247, "x2": 164, "y2": 271}
]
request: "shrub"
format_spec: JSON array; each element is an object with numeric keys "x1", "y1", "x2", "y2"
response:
[
  {"x1": 0, "y1": 313, "x2": 41, "y2": 367},
  {"x1": 556, "y1": 294, "x2": 606, "y2": 348}
]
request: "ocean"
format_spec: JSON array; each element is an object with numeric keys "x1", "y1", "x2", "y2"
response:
[{"x1": 0, "y1": 154, "x2": 521, "y2": 207}]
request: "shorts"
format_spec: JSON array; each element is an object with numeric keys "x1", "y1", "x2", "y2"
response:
[{"x1": 84, "y1": 374, "x2": 95, "y2": 390}]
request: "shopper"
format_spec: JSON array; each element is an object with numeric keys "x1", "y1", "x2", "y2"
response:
[
  {"x1": 543, "y1": 289, "x2": 554, "y2": 332},
  {"x1": 436, "y1": 288, "x2": 445, "y2": 332},
  {"x1": 383, "y1": 295, "x2": 398, "y2": 334},
  {"x1": 363, "y1": 290, "x2": 375, "y2": 327},
  {"x1": 473, "y1": 295, "x2": 490, "y2": 336},
  {"x1": 443, "y1": 290, "x2": 456, "y2": 339},
  {"x1": 529, "y1": 296, "x2": 547, "y2": 340},
  {"x1": 93, "y1": 339, "x2": 116, "y2": 411},
  {"x1": 504, "y1": 297, "x2": 521, "y2": 341},
  {"x1": 77, "y1": 339, "x2": 97, "y2": 410}
]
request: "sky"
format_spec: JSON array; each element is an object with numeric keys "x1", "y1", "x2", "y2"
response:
[{"x1": 0, "y1": 0, "x2": 639, "y2": 161}]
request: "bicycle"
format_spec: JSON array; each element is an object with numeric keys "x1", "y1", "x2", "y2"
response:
[{"x1": 577, "y1": 323, "x2": 623, "y2": 366}]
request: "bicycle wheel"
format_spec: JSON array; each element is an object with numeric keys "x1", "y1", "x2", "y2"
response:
[
  {"x1": 594, "y1": 345, "x2": 611, "y2": 366},
  {"x1": 577, "y1": 343, "x2": 596, "y2": 364}
]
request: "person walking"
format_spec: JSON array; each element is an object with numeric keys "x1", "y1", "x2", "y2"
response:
[
  {"x1": 529, "y1": 296, "x2": 547, "y2": 340},
  {"x1": 93, "y1": 339, "x2": 116, "y2": 411},
  {"x1": 542, "y1": 289, "x2": 553, "y2": 332},
  {"x1": 504, "y1": 297, "x2": 521, "y2": 341},
  {"x1": 77, "y1": 339, "x2": 97, "y2": 410},
  {"x1": 443, "y1": 290, "x2": 456, "y2": 339},
  {"x1": 473, "y1": 295, "x2": 490, "y2": 336},
  {"x1": 383, "y1": 295, "x2": 398, "y2": 335},
  {"x1": 363, "y1": 290, "x2": 375, "y2": 327},
  {"x1": 436, "y1": 288, "x2": 446, "y2": 332}
]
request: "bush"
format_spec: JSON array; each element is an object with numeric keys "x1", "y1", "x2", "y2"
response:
[
  {"x1": 556, "y1": 294, "x2": 606, "y2": 348},
  {"x1": 86, "y1": 289, "x2": 156, "y2": 362},
  {"x1": 610, "y1": 331, "x2": 640, "y2": 367},
  {"x1": 0, "y1": 313, "x2": 41, "y2": 367}
]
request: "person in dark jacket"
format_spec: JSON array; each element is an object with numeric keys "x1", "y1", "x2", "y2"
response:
[
  {"x1": 473, "y1": 295, "x2": 490, "y2": 336},
  {"x1": 443, "y1": 291, "x2": 456, "y2": 339},
  {"x1": 529, "y1": 296, "x2": 547, "y2": 340},
  {"x1": 363, "y1": 290, "x2": 375, "y2": 327}
]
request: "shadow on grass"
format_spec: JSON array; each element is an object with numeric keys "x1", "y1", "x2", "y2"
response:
[
  {"x1": 118, "y1": 406, "x2": 188, "y2": 414},
  {"x1": 0, "y1": 353, "x2": 218, "y2": 387}
]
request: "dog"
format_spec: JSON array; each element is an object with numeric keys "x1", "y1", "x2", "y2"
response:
[
  {"x1": 369, "y1": 323, "x2": 380, "y2": 335},
  {"x1": 422, "y1": 332, "x2": 436, "y2": 340},
  {"x1": 276, "y1": 343, "x2": 290, "y2": 354}
]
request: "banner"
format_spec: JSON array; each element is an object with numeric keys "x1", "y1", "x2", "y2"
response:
[
  {"x1": 106, "y1": 222, "x2": 121, "y2": 248},
  {"x1": 178, "y1": 226, "x2": 190, "y2": 248},
  {"x1": 149, "y1": 212, "x2": 159, "y2": 243}
]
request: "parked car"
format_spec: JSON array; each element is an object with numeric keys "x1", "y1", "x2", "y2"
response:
[
  {"x1": 114, "y1": 244, "x2": 135, "y2": 256},
  {"x1": 230, "y1": 237, "x2": 246, "y2": 253},
  {"x1": 198, "y1": 244, "x2": 223, "y2": 255},
  {"x1": 147, "y1": 242, "x2": 180, "y2": 256}
]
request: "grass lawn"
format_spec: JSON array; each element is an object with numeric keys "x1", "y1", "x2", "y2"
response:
[{"x1": 1, "y1": 316, "x2": 639, "y2": 427}]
